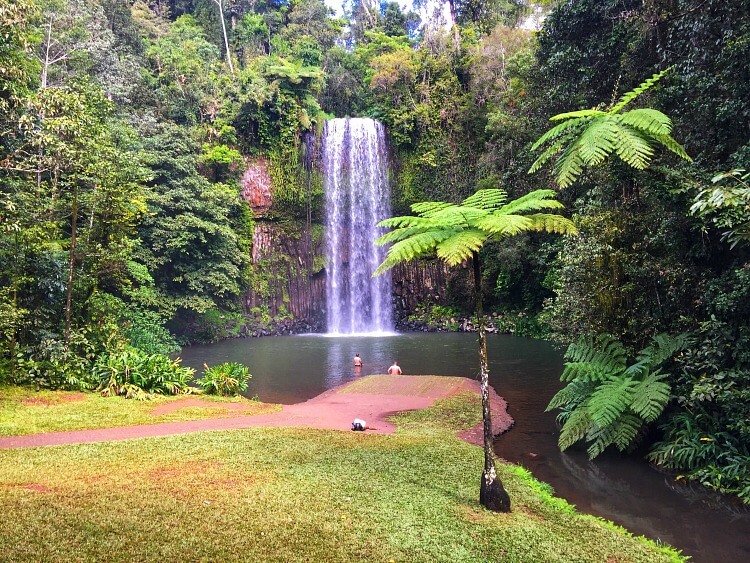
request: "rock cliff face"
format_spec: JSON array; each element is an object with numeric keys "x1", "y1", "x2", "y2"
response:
[
  {"x1": 245, "y1": 221, "x2": 326, "y2": 325},
  {"x1": 240, "y1": 158, "x2": 273, "y2": 216}
]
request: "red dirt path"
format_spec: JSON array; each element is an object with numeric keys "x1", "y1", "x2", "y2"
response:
[{"x1": 0, "y1": 375, "x2": 513, "y2": 449}]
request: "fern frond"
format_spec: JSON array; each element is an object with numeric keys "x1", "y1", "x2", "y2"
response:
[
  {"x1": 585, "y1": 422, "x2": 615, "y2": 459},
  {"x1": 636, "y1": 332, "x2": 690, "y2": 368},
  {"x1": 377, "y1": 215, "x2": 437, "y2": 230},
  {"x1": 585, "y1": 414, "x2": 641, "y2": 458},
  {"x1": 588, "y1": 376, "x2": 638, "y2": 428},
  {"x1": 525, "y1": 213, "x2": 579, "y2": 235},
  {"x1": 546, "y1": 380, "x2": 597, "y2": 411},
  {"x1": 617, "y1": 108, "x2": 672, "y2": 136},
  {"x1": 474, "y1": 214, "x2": 533, "y2": 237},
  {"x1": 558, "y1": 406, "x2": 593, "y2": 451},
  {"x1": 610, "y1": 68, "x2": 670, "y2": 114},
  {"x1": 376, "y1": 225, "x2": 431, "y2": 245},
  {"x1": 629, "y1": 372, "x2": 670, "y2": 423},
  {"x1": 530, "y1": 116, "x2": 589, "y2": 150},
  {"x1": 495, "y1": 189, "x2": 560, "y2": 215},
  {"x1": 650, "y1": 133, "x2": 692, "y2": 162},
  {"x1": 461, "y1": 189, "x2": 508, "y2": 210},
  {"x1": 435, "y1": 229, "x2": 486, "y2": 266},
  {"x1": 577, "y1": 117, "x2": 618, "y2": 166},
  {"x1": 528, "y1": 138, "x2": 566, "y2": 175},
  {"x1": 554, "y1": 140, "x2": 586, "y2": 188},
  {"x1": 373, "y1": 230, "x2": 454, "y2": 274},
  {"x1": 622, "y1": 358, "x2": 649, "y2": 378},
  {"x1": 561, "y1": 335, "x2": 627, "y2": 381},
  {"x1": 612, "y1": 123, "x2": 654, "y2": 169},
  {"x1": 411, "y1": 200, "x2": 454, "y2": 217},
  {"x1": 611, "y1": 414, "x2": 643, "y2": 451},
  {"x1": 548, "y1": 109, "x2": 606, "y2": 122}
]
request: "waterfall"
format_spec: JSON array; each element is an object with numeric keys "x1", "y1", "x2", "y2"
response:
[{"x1": 323, "y1": 118, "x2": 393, "y2": 334}]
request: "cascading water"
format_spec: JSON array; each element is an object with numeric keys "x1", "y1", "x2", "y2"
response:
[{"x1": 323, "y1": 118, "x2": 393, "y2": 334}]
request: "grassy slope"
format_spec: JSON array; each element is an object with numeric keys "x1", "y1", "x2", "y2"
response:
[
  {"x1": 0, "y1": 385, "x2": 279, "y2": 436},
  {"x1": 0, "y1": 392, "x2": 684, "y2": 562}
]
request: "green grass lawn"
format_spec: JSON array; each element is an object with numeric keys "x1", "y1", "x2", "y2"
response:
[
  {"x1": 0, "y1": 385, "x2": 279, "y2": 436},
  {"x1": 0, "y1": 392, "x2": 684, "y2": 562}
]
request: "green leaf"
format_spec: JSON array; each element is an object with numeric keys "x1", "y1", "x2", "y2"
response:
[
  {"x1": 629, "y1": 372, "x2": 670, "y2": 422},
  {"x1": 588, "y1": 376, "x2": 638, "y2": 427}
]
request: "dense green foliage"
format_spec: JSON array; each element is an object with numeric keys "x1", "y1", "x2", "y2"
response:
[
  {"x1": 1, "y1": 0, "x2": 748, "y2": 502},
  {"x1": 547, "y1": 333, "x2": 687, "y2": 459},
  {"x1": 198, "y1": 361, "x2": 252, "y2": 396}
]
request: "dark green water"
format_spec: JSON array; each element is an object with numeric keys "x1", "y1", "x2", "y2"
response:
[{"x1": 179, "y1": 333, "x2": 750, "y2": 561}]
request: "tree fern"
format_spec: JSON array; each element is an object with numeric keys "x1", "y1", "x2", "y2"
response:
[
  {"x1": 629, "y1": 372, "x2": 670, "y2": 422},
  {"x1": 373, "y1": 182, "x2": 577, "y2": 513},
  {"x1": 547, "y1": 379, "x2": 597, "y2": 411},
  {"x1": 561, "y1": 335, "x2": 626, "y2": 381},
  {"x1": 530, "y1": 69, "x2": 691, "y2": 188},
  {"x1": 588, "y1": 376, "x2": 638, "y2": 427},
  {"x1": 558, "y1": 406, "x2": 593, "y2": 451},
  {"x1": 461, "y1": 188, "x2": 508, "y2": 209},
  {"x1": 549, "y1": 333, "x2": 688, "y2": 459},
  {"x1": 586, "y1": 414, "x2": 642, "y2": 458},
  {"x1": 436, "y1": 229, "x2": 487, "y2": 266}
]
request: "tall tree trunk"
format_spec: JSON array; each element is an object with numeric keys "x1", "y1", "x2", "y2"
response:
[
  {"x1": 447, "y1": 0, "x2": 461, "y2": 52},
  {"x1": 64, "y1": 186, "x2": 78, "y2": 350},
  {"x1": 215, "y1": 0, "x2": 235, "y2": 74},
  {"x1": 473, "y1": 252, "x2": 511, "y2": 512}
]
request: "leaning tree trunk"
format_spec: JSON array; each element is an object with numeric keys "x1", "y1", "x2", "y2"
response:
[{"x1": 473, "y1": 252, "x2": 511, "y2": 512}]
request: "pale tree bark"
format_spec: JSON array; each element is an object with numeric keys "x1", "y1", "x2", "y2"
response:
[
  {"x1": 447, "y1": 0, "x2": 461, "y2": 52},
  {"x1": 213, "y1": 0, "x2": 235, "y2": 74},
  {"x1": 473, "y1": 251, "x2": 511, "y2": 512}
]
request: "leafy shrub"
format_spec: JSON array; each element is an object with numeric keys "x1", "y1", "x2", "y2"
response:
[
  {"x1": 94, "y1": 346, "x2": 194, "y2": 399},
  {"x1": 197, "y1": 362, "x2": 251, "y2": 396},
  {"x1": 649, "y1": 412, "x2": 750, "y2": 504},
  {"x1": 547, "y1": 333, "x2": 688, "y2": 458}
]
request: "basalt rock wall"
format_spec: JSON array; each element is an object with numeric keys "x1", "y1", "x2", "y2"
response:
[{"x1": 245, "y1": 221, "x2": 325, "y2": 325}]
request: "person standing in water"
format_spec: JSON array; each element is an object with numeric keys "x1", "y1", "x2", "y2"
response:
[
  {"x1": 387, "y1": 361, "x2": 402, "y2": 375},
  {"x1": 354, "y1": 353, "x2": 363, "y2": 367}
]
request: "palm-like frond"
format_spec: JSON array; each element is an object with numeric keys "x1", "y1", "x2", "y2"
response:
[
  {"x1": 611, "y1": 123, "x2": 654, "y2": 169},
  {"x1": 549, "y1": 332, "x2": 683, "y2": 459},
  {"x1": 577, "y1": 118, "x2": 619, "y2": 165},
  {"x1": 617, "y1": 108, "x2": 672, "y2": 136},
  {"x1": 495, "y1": 189, "x2": 561, "y2": 215},
  {"x1": 461, "y1": 188, "x2": 508, "y2": 210},
  {"x1": 636, "y1": 332, "x2": 689, "y2": 368},
  {"x1": 530, "y1": 67, "x2": 691, "y2": 187},
  {"x1": 629, "y1": 371, "x2": 670, "y2": 423},
  {"x1": 548, "y1": 109, "x2": 607, "y2": 122},
  {"x1": 375, "y1": 185, "x2": 575, "y2": 276},
  {"x1": 546, "y1": 379, "x2": 597, "y2": 411},
  {"x1": 377, "y1": 215, "x2": 438, "y2": 230},
  {"x1": 436, "y1": 229, "x2": 487, "y2": 266},
  {"x1": 525, "y1": 213, "x2": 579, "y2": 235},
  {"x1": 610, "y1": 68, "x2": 670, "y2": 114},
  {"x1": 474, "y1": 213, "x2": 534, "y2": 237},
  {"x1": 554, "y1": 139, "x2": 586, "y2": 189},
  {"x1": 561, "y1": 335, "x2": 626, "y2": 381},
  {"x1": 530, "y1": 116, "x2": 590, "y2": 150},
  {"x1": 586, "y1": 413, "x2": 642, "y2": 458},
  {"x1": 528, "y1": 138, "x2": 567, "y2": 175},
  {"x1": 588, "y1": 376, "x2": 638, "y2": 428},
  {"x1": 410, "y1": 200, "x2": 455, "y2": 217},
  {"x1": 373, "y1": 229, "x2": 455, "y2": 275},
  {"x1": 558, "y1": 406, "x2": 592, "y2": 451}
]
